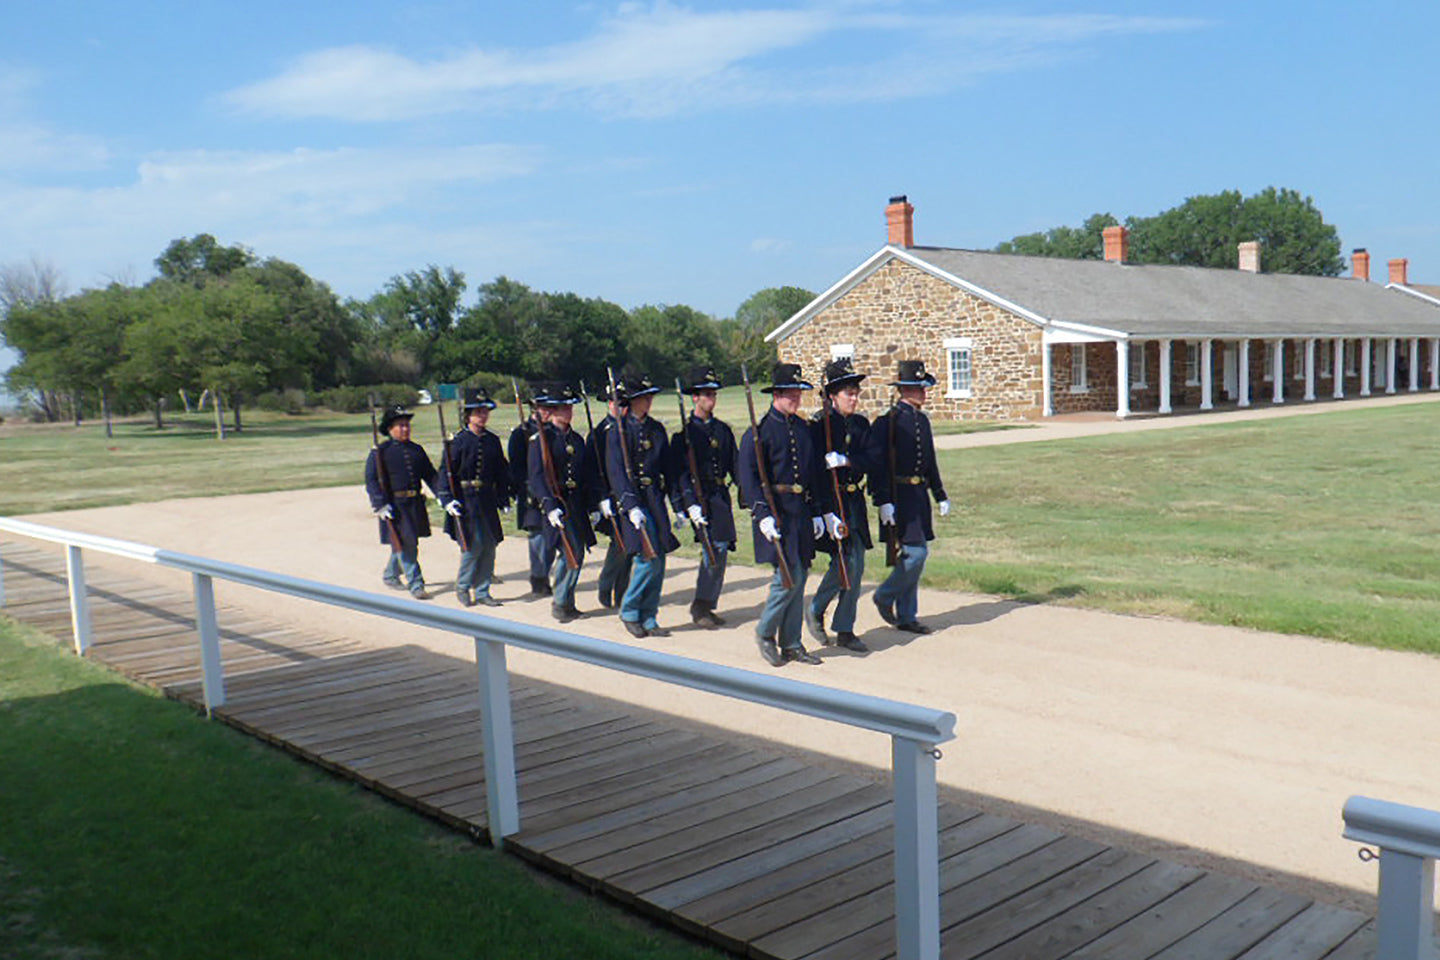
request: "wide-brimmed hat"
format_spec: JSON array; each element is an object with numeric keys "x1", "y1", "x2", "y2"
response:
[
  {"x1": 891, "y1": 359, "x2": 936, "y2": 388},
  {"x1": 538, "y1": 381, "x2": 582, "y2": 406},
  {"x1": 462, "y1": 386, "x2": 496, "y2": 410},
  {"x1": 822, "y1": 357, "x2": 866, "y2": 393},
  {"x1": 681, "y1": 365, "x2": 723, "y2": 394},
  {"x1": 379, "y1": 405, "x2": 414, "y2": 431},
  {"x1": 760, "y1": 362, "x2": 813, "y2": 394},
  {"x1": 622, "y1": 373, "x2": 661, "y2": 400}
]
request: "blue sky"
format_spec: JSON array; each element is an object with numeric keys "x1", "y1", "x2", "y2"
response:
[{"x1": 3, "y1": 0, "x2": 1437, "y2": 371}]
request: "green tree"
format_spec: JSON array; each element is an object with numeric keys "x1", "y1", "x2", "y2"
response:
[
  {"x1": 624, "y1": 304, "x2": 721, "y2": 384},
  {"x1": 155, "y1": 234, "x2": 255, "y2": 285},
  {"x1": 994, "y1": 213, "x2": 1119, "y2": 260},
  {"x1": 715, "y1": 285, "x2": 816, "y2": 382}
]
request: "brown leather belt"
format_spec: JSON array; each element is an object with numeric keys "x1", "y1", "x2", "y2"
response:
[
  {"x1": 459, "y1": 480, "x2": 487, "y2": 489},
  {"x1": 770, "y1": 483, "x2": 805, "y2": 495},
  {"x1": 898, "y1": 476, "x2": 927, "y2": 485},
  {"x1": 637, "y1": 476, "x2": 653, "y2": 486},
  {"x1": 843, "y1": 483, "x2": 861, "y2": 493},
  {"x1": 392, "y1": 489, "x2": 421, "y2": 498}
]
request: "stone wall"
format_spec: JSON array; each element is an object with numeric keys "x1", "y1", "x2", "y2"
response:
[{"x1": 776, "y1": 260, "x2": 1044, "y2": 420}]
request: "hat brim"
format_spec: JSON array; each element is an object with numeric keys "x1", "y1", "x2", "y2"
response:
[
  {"x1": 539, "y1": 397, "x2": 582, "y2": 406},
  {"x1": 824, "y1": 373, "x2": 867, "y2": 391},
  {"x1": 625, "y1": 386, "x2": 662, "y2": 399},
  {"x1": 891, "y1": 376, "x2": 937, "y2": 387},
  {"x1": 760, "y1": 380, "x2": 814, "y2": 393},
  {"x1": 683, "y1": 381, "x2": 722, "y2": 394},
  {"x1": 463, "y1": 401, "x2": 496, "y2": 410}
]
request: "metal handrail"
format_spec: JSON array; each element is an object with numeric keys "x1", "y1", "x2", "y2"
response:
[
  {"x1": 0, "y1": 515, "x2": 956, "y2": 960},
  {"x1": 1343, "y1": 795, "x2": 1440, "y2": 960}
]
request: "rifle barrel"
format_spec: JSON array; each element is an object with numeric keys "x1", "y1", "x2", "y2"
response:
[
  {"x1": 740, "y1": 364, "x2": 793, "y2": 589},
  {"x1": 606, "y1": 366, "x2": 657, "y2": 561},
  {"x1": 674, "y1": 379, "x2": 717, "y2": 567},
  {"x1": 369, "y1": 401, "x2": 404, "y2": 554},
  {"x1": 437, "y1": 404, "x2": 469, "y2": 553},
  {"x1": 821, "y1": 391, "x2": 851, "y2": 590}
]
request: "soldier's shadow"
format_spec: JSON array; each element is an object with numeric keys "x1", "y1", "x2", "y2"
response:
[{"x1": 857, "y1": 598, "x2": 1023, "y2": 654}]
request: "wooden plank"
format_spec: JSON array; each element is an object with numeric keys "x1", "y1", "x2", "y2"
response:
[
  {"x1": 1232, "y1": 902, "x2": 1373, "y2": 960},
  {"x1": 1148, "y1": 887, "x2": 1316, "y2": 960},
  {"x1": 1314, "y1": 920, "x2": 1374, "y2": 960},
  {"x1": 1066, "y1": 871, "x2": 1261, "y2": 960}
]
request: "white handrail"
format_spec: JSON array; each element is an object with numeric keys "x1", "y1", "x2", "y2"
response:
[
  {"x1": 0, "y1": 515, "x2": 956, "y2": 960},
  {"x1": 1343, "y1": 795, "x2": 1440, "y2": 960}
]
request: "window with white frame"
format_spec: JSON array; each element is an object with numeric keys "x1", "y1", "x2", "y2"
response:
[
  {"x1": 1185, "y1": 342, "x2": 1200, "y2": 385},
  {"x1": 1293, "y1": 344, "x2": 1306, "y2": 380},
  {"x1": 1128, "y1": 341, "x2": 1147, "y2": 389},
  {"x1": 1345, "y1": 340, "x2": 1358, "y2": 376},
  {"x1": 1070, "y1": 344, "x2": 1088, "y2": 392},
  {"x1": 944, "y1": 337, "x2": 973, "y2": 398},
  {"x1": 830, "y1": 343, "x2": 854, "y2": 361},
  {"x1": 1318, "y1": 339, "x2": 1332, "y2": 378},
  {"x1": 1262, "y1": 341, "x2": 1275, "y2": 381}
]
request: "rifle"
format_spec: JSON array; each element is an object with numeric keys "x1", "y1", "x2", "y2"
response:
[
  {"x1": 820, "y1": 390, "x2": 852, "y2": 589},
  {"x1": 674, "y1": 378, "x2": 718, "y2": 567},
  {"x1": 740, "y1": 364, "x2": 793, "y2": 589},
  {"x1": 885, "y1": 393, "x2": 900, "y2": 567},
  {"x1": 437, "y1": 403, "x2": 469, "y2": 553},
  {"x1": 535, "y1": 412, "x2": 582, "y2": 572},
  {"x1": 579, "y1": 380, "x2": 596, "y2": 435},
  {"x1": 509, "y1": 377, "x2": 527, "y2": 428},
  {"x1": 606, "y1": 366, "x2": 657, "y2": 560},
  {"x1": 368, "y1": 397, "x2": 403, "y2": 555}
]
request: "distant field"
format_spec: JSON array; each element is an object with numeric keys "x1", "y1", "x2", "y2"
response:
[{"x1": 5, "y1": 400, "x2": 1438, "y2": 653}]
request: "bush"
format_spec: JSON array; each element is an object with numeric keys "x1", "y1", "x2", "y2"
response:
[
  {"x1": 463, "y1": 370, "x2": 524, "y2": 405},
  {"x1": 319, "y1": 384, "x2": 420, "y2": 413},
  {"x1": 253, "y1": 388, "x2": 309, "y2": 414}
]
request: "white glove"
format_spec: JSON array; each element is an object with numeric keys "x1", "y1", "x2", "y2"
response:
[
  {"x1": 687, "y1": 504, "x2": 707, "y2": 526},
  {"x1": 824, "y1": 451, "x2": 849, "y2": 470},
  {"x1": 628, "y1": 506, "x2": 645, "y2": 530},
  {"x1": 444, "y1": 500, "x2": 463, "y2": 517},
  {"x1": 672, "y1": 513, "x2": 688, "y2": 530},
  {"x1": 501, "y1": 504, "x2": 512, "y2": 514},
  {"x1": 589, "y1": 511, "x2": 602, "y2": 526},
  {"x1": 374, "y1": 504, "x2": 394, "y2": 520},
  {"x1": 824, "y1": 512, "x2": 844, "y2": 539},
  {"x1": 811, "y1": 515, "x2": 825, "y2": 539},
  {"x1": 939, "y1": 499, "x2": 951, "y2": 517},
  {"x1": 547, "y1": 508, "x2": 565, "y2": 529},
  {"x1": 599, "y1": 498, "x2": 614, "y2": 519},
  {"x1": 758, "y1": 515, "x2": 781, "y2": 542},
  {"x1": 878, "y1": 503, "x2": 896, "y2": 526}
]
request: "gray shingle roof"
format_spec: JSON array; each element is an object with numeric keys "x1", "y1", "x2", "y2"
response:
[{"x1": 901, "y1": 247, "x2": 1440, "y2": 339}]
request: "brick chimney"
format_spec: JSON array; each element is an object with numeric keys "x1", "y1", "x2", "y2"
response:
[
  {"x1": 885, "y1": 195, "x2": 914, "y2": 247},
  {"x1": 1352, "y1": 248, "x2": 1369, "y2": 281},
  {"x1": 1238, "y1": 240, "x2": 1261, "y2": 273},
  {"x1": 1388, "y1": 258, "x2": 1409, "y2": 285},
  {"x1": 1102, "y1": 225, "x2": 1128, "y2": 263}
]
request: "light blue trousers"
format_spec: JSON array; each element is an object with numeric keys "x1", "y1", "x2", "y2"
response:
[
  {"x1": 811, "y1": 532, "x2": 867, "y2": 633},
  {"x1": 383, "y1": 543, "x2": 423, "y2": 593},
  {"x1": 873, "y1": 542, "x2": 928, "y2": 624},
  {"x1": 455, "y1": 516, "x2": 497, "y2": 599},
  {"x1": 620, "y1": 514, "x2": 665, "y2": 630},
  {"x1": 758, "y1": 563, "x2": 810, "y2": 649},
  {"x1": 548, "y1": 522, "x2": 584, "y2": 612}
]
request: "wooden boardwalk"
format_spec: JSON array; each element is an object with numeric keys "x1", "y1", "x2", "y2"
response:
[{"x1": 0, "y1": 540, "x2": 1377, "y2": 959}]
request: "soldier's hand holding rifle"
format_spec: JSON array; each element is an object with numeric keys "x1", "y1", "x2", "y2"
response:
[
  {"x1": 879, "y1": 503, "x2": 896, "y2": 526},
  {"x1": 686, "y1": 504, "x2": 707, "y2": 527},
  {"x1": 811, "y1": 515, "x2": 825, "y2": 539},
  {"x1": 824, "y1": 512, "x2": 844, "y2": 539},
  {"x1": 374, "y1": 504, "x2": 395, "y2": 520},
  {"x1": 758, "y1": 516, "x2": 781, "y2": 542},
  {"x1": 547, "y1": 507, "x2": 565, "y2": 529},
  {"x1": 444, "y1": 501, "x2": 463, "y2": 518}
]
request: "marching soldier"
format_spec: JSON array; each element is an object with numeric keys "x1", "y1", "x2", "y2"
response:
[
  {"x1": 867, "y1": 360, "x2": 950, "y2": 634},
  {"x1": 527, "y1": 382, "x2": 596, "y2": 623},
  {"x1": 586, "y1": 384, "x2": 632, "y2": 609},
  {"x1": 365, "y1": 404, "x2": 442, "y2": 599},
  {"x1": 607, "y1": 372, "x2": 680, "y2": 638},
  {"x1": 669, "y1": 365, "x2": 738, "y2": 628},
  {"x1": 436, "y1": 386, "x2": 508, "y2": 608},
  {"x1": 507, "y1": 384, "x2": 554, "y2": 597},
  {"x1": 738, "y1": 362, "x2": 825, "y2": 666},
  {"x1": 805, "y1": 358, "x2": 872, "y2": 652}
]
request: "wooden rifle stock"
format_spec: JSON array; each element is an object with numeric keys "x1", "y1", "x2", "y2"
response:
[
  {"x1": 821, "y1": 391, "x2": 852, "y2": 590},
  {"x1": 606, "y1": 366, "x2": 657, "y2": 561},
  {"x1": 368, "y1": 400, "x2": 404, "y2": 555},
  {"x1": 885, "y1": 397, "x2": 900, "y2": 567},
  {"x1": 535, "y1": 418, "x2": 582, "y2": 572},
  {"x1": 740, "y1": 364, "x2": 793, "y2": 590},
  {"x1": 437, "y1": 404, "x2": 468, "y2": 553},
  {"x1": 674, "y1": 378, "x2": 718, "y2": 568}
]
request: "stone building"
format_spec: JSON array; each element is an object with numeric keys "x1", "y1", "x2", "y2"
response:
[{"x1": 767, "y1": 197, "x2": 1440, "y2": 420}]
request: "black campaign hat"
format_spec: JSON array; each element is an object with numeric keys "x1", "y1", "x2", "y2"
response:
[
  {"x1": 891, "y1": 359, "x2": 937, "y2": 387},
  {"x1": 760, "y1": 362, "x2": 813, "y2": 393},
  {"x1": 379, "y1": 405, "x2": 414, "y2": 431},
  {"x1": 681, "y1": 365, "x2": 723, "y2": 393},
  {"x1": 462, "y1": 386, "x2": 496, "y2": 410},
  {"x1": 622, "y1": 373, "x2": 661, "y2": 400},
  {"x1": 539, "y1": 381, "x2": 582, "y2": 406},
  {"x1": 822, "y1": 357, "x2": 866, "y2": 393}
]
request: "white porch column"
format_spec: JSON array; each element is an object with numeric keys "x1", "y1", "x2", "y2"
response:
[
  {"x1": 1431, "y1": 339, "x2": 1439, "y2": 390},
  {"x1": 1158, "y1": 339, "x2": 1172, "y2": 414},
  {"x1": 1042, "y1": 342, "x2": 1053, "y2": 416},
  {"x1": 1238, "y1": 339, "x2": 1251, "y2": 407},
  {"x1": 1386, "y1": 338, "x2": 1397, "y2": 394},
  {"x1": 1361, "y1": 338, "x2": 1372, "y2": 396},
  {"x1": 1115, "y1": 340, "x2": 1130, "y2": 419},
  {"x1": 1200, "y1": 339, "x2": 1214, "y2": 410},
  {"x1": 1272, "y1": 339, "x2": 1285, "y2": 404},
  {"x1": 1332, "y1": 338, "x2": 1344, "y2": 399},
  {"x1": 1303, "y1": 338, "x2": 1316, "y2": 401},
  {"x1": 1409, "y1": 338, "x2": 1420, "y2": 391}
]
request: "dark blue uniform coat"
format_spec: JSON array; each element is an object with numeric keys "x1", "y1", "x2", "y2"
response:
[
  {"x1": 365, "y1": 439, "x2": 440, "y2": 544},
  {"x1": 435, "y1": 427, "x2": 508, "y2": 544},
  {"x1": 528, "y1": 422, "x2": 598, "y2": 552},
  {"x1": 811, "y1": 407, "x2": 873, "y2": 552},
  {"x1": 866, "y1": 401, "x2": 947, "y2": 545},
  {"x1": 607, "y1": 414, "x2": 681, "y2": 556},
  {"x1": 669, "y1": 413, "x2": 738, "y2": 547},
  {"x1": 586, "y1": 414, "x2": 620, "y2": 539},
  {"x1": 508, "y1": 419, "x2": 543, "y2": 534},
  {"x1": 737, "y1": 406, "x2": 821, "y2": 570}
]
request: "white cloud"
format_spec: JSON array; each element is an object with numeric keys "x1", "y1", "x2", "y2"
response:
[
  {"x1": 223, "y1": 3, "x2": 1207, "y2": 122},
  {"x1": 750, "y1": 237, "x2": 789, "y2": 254}
]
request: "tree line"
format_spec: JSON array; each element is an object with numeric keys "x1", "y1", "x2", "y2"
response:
[
  {"x1": 1, "y1": 234, "x2": 812, "y2": 436},
  {"x1": 993, "y1": 186, "x2": 1345, "y2": 276}
]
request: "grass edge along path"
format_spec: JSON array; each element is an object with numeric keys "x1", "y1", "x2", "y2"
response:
[{"x1": 0, "y1": 615, "x2": 722, "y2": 960}]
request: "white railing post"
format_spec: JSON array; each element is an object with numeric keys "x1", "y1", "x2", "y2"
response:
[
  {"x1": 65, "y1": 544, "x2": 92, "y2": 655},
  {"x1": 192, "y1": 573, "x2": 225, "y2": 713},
  {"x1": 1342, "y1": 795, "x2": 1440, "y2": 960},
  {"x1": 0, "y1": 536, "x2": 7, "y2": 608},
  {"x1": 893, "y1": 736, "x2": 941, "y2": 960},
  {"x1": 475, "y1": 637, "x2": 520, "y2": 845}
]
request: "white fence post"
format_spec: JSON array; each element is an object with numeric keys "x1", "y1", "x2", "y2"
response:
[
  {"x1": 192, "y1": 572, "x2": 225, "y2": 713},
  {"x1": 65, "y1": 545, "x2": 91, "y2": 655},
  {"x1": 0, "y1": 536, "x2": 7, "y2": 607},
  {"x1": 475, "y1": 636, "x2": 520, "y2": 845},
  {"x1": 893, "y1": 736, "x2": 941, "y2": 960},
  {"x1": 1342, "y1": 795, "x2": 1440, "y2": 960}
]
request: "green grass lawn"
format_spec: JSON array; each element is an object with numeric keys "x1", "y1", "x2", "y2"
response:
[{"x1": 0, "y1": 616, "x2": 721, "y2": 960}]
